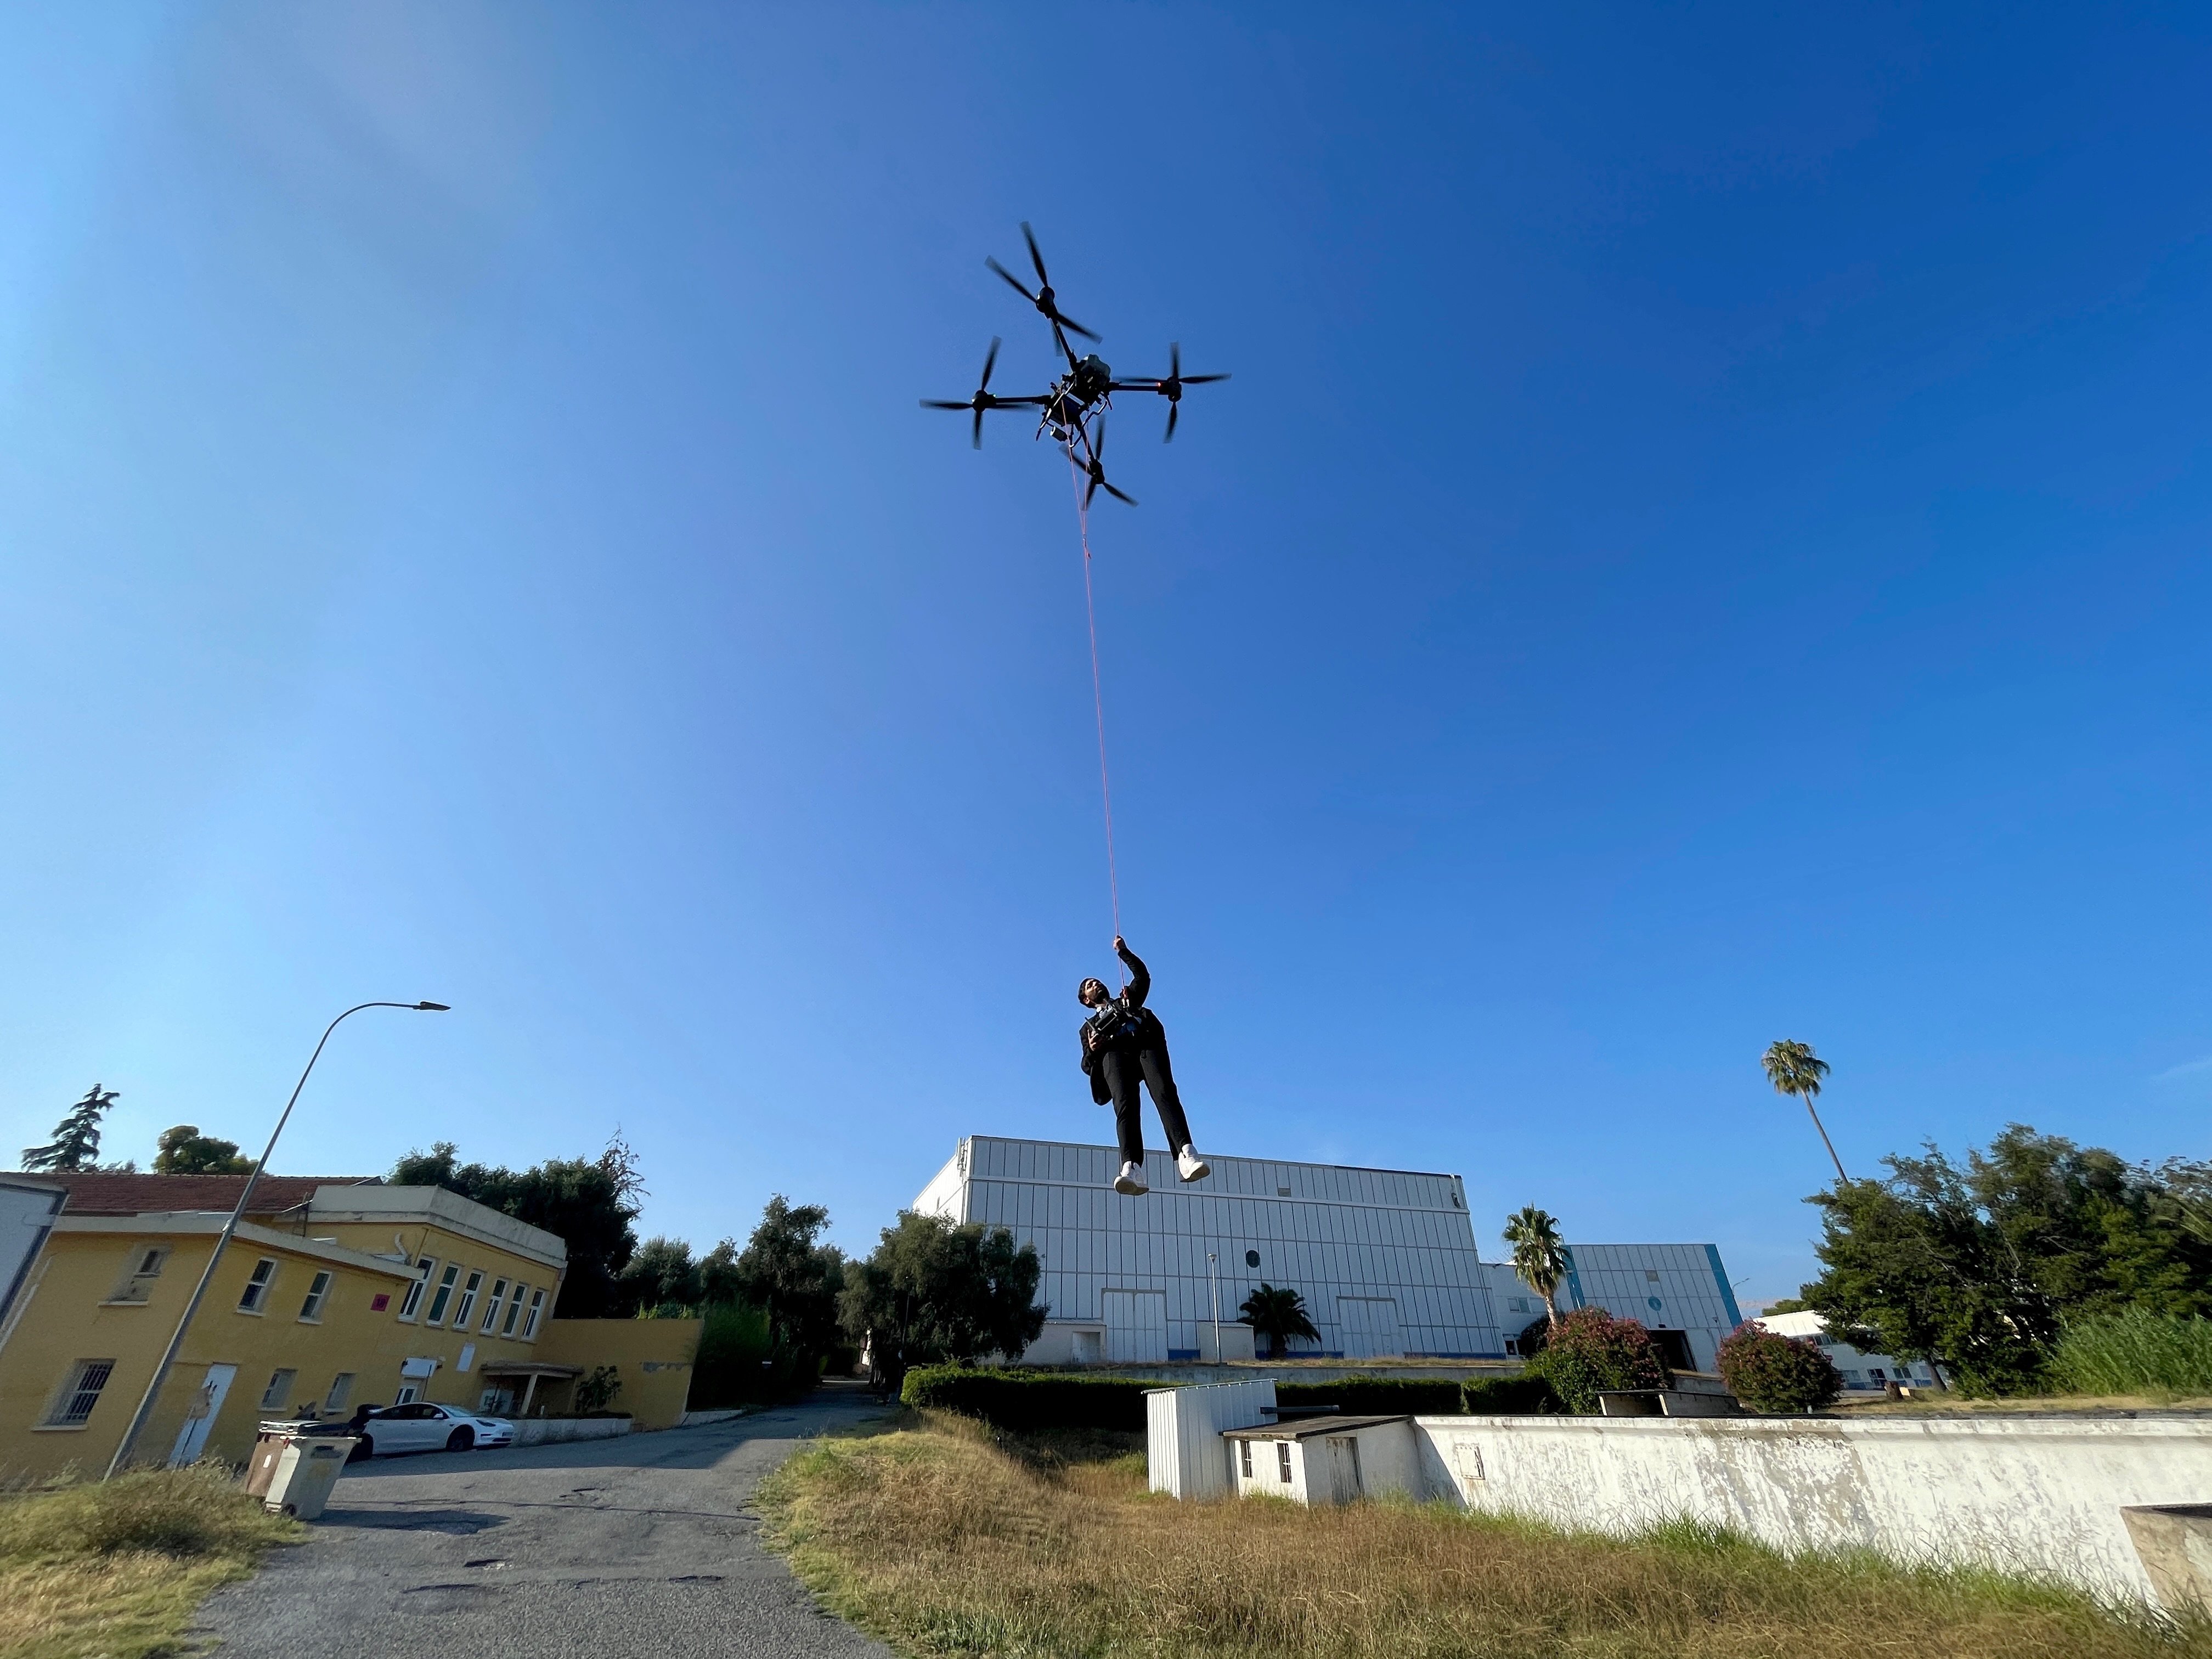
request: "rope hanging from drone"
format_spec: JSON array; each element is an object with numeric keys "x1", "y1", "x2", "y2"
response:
[{"x1": 1064, "y1": 436, "x2": 1125, "y2": 988}]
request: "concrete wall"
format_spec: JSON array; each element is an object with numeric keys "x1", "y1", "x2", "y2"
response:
[
  {"x1": 535, "y1": 1318, "x2": 701, "y2": 1429},
  {"x1": 1419, "y1": 1413, "x2": 2212, "y2": 1605},
  {"x1": 511, "y1": 1415, "x2": 633, "y2": 1446}
]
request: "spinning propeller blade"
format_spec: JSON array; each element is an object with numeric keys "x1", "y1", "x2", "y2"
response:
[
  {"x1": 979, "y1": 335, "x2": 1000, "y2": 392},
  {"x1": 1165, "y1": 400, "x2": 1179, "y2": 443},
  {"x1": 986, "y1": 257, "x2": 1037, "y2": 303}
]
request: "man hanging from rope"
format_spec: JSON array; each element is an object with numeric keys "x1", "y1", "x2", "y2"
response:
[{"x1": 1080, "y1": 937, "x2": 1210, "y2": 1195}]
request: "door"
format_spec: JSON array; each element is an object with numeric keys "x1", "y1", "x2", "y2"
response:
[
  {"x1": 1337, "y1": 1296, "x2": 1403, "y2": 1359},
  {"x1": 1101, "y1": 1289, "x2": 1169, "y2": 1363},
  {"x1": 1323, "y1": 1436, "x2": 1363, "y2": 1505},
  {"x1": 168, "y1": 1363, "x2": 236, "y2": 1466}
]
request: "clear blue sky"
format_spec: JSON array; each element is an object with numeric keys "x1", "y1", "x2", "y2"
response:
[{"x1": 5, "y1": 4, "x2": 2209, "y2": 1304}]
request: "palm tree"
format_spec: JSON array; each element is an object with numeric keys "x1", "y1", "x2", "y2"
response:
[
  {"x1": 1763, "y1": 1038, "x2": 1847, "y2": 1183},
  {"x1": 1238, "y1": 1283, "x2": 1319, "y2": 1359},
  {"x1": 1500, "y1": 1206, "x2": 1568, "y2": 1328}
]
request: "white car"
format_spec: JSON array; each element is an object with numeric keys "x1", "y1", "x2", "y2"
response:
[{"x1": 348, "y1": 1401, "x2": 515, "y2": 1459}]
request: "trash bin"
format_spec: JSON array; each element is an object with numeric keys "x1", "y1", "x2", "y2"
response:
[
  {"x1": 262, "y1": 1435, "x2": 357, "y2": 1520},
  {"x1": 244, "y1": 1429, "x2": 294, "y2": 1498}
]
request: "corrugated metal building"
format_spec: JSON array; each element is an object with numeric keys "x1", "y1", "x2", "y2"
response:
[{"x1": 915, "y1": 1136, "x2": 1506, "y2": 1361}]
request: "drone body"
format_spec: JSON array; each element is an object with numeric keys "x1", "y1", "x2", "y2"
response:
[{"x1": 921, "y1": 224, "x2": 1227, "y2": 506}]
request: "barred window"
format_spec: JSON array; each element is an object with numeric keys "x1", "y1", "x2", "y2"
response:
[
  {"x1": 45, "y1": 1360, "x2": 116, "y2": 1427},
  {"x1": 1239, "y1": 1440, "x2": 1252, "y2": 1478},
  {"x1": 1276, "y1": 1442, "x2": 1293, "y2": 1483}
]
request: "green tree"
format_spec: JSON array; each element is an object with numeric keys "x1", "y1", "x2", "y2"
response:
[
  {"x1": 838, "y1": 1211, "x2": 1046, "y2": 1393},
  {"x1": 1500, "y1": 1205, "x2": 1569, "y2": 1327},
  {"x1": 1238, "y1": 1283, "x2": 1319, "y2": 1359},
  {"x1": 153, "y1": 1124, "x2": 253, "y2": 1175},
  {"x1": 391, "y1": 1136, "x2": 644, "y2": 1317},
  {"x1": 732, "y1": 1195, "x2": 848, "y2": 1367},
  {"x1": 617, "y1": 1236, "x2": 702, "y2": 1315},
  {"x1": 1763, "y1": 1039, "x2": 1846, "y2": 1183},
  {"x1": 21, "y1": 1085, "x2": 119, "y2": 1172}
]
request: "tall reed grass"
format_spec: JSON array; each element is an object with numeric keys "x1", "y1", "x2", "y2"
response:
[{"x1": 2049, "y1": 1308, "x2": 2212, "y2": 1398}]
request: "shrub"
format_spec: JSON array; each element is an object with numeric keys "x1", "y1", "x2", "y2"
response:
[
  {"x1": 574, "y1": 1364, "x2": 624, "y2": 1415},
  {"x1": 901, "y1": 1367, "x2": 1152, "y2": 1431},
  {"x1": 1716, "y1": 1323, "x2": 1843, "y2": 1413},
  {"x1": 1277, "y1": 1377, "x2": 1466, "y2": 1417},
  {"x1": 1526, "y1": 1307, "x2": 1668, "y2": 1413},
  {"x1": 2048, "y1": 1308, "x2": 2212, "y2": 1397},
  {"x1": 1462, "y1": 1374, "x2": 1562, "y2": 1414},
  {"x1": 690, "y1": 1302, "x2": 818, "y2": 1409},
  {"x1": 0, "y1": 1463, "x2": 280, "y2": 1560}
]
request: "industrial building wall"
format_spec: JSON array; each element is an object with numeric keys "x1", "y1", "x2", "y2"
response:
[
  {"x1": 1483, "y1": 1243, "x2": 1745, "y2": 1370},
  {"x1": 919, "y1": 1137, "x2": 1505, "y2": 1360}
]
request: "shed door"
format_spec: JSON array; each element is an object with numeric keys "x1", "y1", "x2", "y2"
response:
[
  {"x1": 1101, "y1": 1289, "x2": 1169, "y2": 1363},
  {"x1": 1338, "y1": 1296, "x2": 1403, "y2": 1359},
  {"x1": 1324, "y1": 1435, "x2": 1363, "y2": 1505}
]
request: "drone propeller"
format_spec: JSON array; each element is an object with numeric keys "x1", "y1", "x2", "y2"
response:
[
  {"x1": 1156, "y1": 341, "x2": 1229, "y2": 442},
  {"x1": 919, "y1": 337, "x2": 1039, "y2": 447},
  {"x1": 1081, "y1": 417, "x2": 1136, "y2": 507},
  {"x1": 985, "y1": 222, "x2": 1100, "y2": 345}
]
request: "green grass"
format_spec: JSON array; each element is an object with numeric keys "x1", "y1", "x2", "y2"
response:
[
  {"x1": 758, "y1": 1412, "x2": 2210, "y2": 1659},
  {"x1": 0, "y1": 1462, "x2": 300, "y2": 1659},
  {"x1": 2050, "y1": 1310, "x2": 2212, "y2": 1398}
]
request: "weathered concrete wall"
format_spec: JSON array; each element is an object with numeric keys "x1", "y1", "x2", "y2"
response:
[
  {"x1": 535, "y1": 1318, "x2": 701, "y2": 1429},
  {"x1": 510, "y1": 1416, "x2": 633, "y2": 1446},
  {"x1": 1418, "y1": 1413, "x2": 2212, "y2": 1604}
]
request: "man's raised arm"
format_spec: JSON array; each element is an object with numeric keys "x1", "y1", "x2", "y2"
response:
[{"x1": 1114, "y1": 936, "x2": 1150, "y2": 1007}]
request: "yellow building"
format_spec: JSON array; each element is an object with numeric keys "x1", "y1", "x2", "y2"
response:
[{"x1": 0, "y1": 1172, "x2": 697, "y2": 1477}]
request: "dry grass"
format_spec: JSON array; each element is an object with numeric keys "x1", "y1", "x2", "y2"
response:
[
  {"x1": 758, "y1": 1411, "x2": 2212, "y2": 1659},
  {"x1": 0, "y1": 1463, "x2": 300, "y2": 1659}
]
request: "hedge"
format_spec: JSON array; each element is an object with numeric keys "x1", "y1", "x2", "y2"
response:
[
  {"x1": 1462, "y1": 1374, "x2": 1561, "y2": 1414},
  {"x1": 900, "y1": 1366, "x2": 1153, "y2": 1431},
  {"x1": 1277, "y1": 1377, "x2": 1469, "y2": 1416}
]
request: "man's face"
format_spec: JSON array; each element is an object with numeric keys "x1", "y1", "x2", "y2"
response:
[{"x1": 1080, "y1": 979, "x2": 1109, "y2": 1008}]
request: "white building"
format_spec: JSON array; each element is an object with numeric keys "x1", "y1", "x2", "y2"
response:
[
  {"x1": 913, "y1": 1136, "x2": 1748, "y2": 1369},
  {"x1": 1755, "y1": 1309, "x2": 1944, "y2": 1391},
  {"x1": 1483, "y1": 1243, "x2": 1747, "y2": 1372},
  {"x1": 915, "y1": 1137, "x2": 1502, "y2": 1362}
]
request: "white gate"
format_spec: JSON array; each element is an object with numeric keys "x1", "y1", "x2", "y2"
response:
[
  {"x1": 1337, "y1": 1296, "x2": 1403, "y2": 1359},
  {"x1": 1102, "y1": 1289, "x2": 1169, "y2": 1363}
]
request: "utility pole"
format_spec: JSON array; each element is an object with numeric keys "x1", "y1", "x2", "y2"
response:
[{"x1": 1208, "y1": 1252, "x2": 1222, "y2": 1365}]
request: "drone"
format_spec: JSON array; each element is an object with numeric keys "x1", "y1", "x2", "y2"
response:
[{"x1": 922, "y1": 223, "x2": 1227, "y2": 506}]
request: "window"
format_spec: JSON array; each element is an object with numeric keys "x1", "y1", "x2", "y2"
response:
[
  {"x1": 43, "y1": 1359, "x2": 116, "y2": 1427},
  {"x1": 324, "y1": 1373, "x2": 356, "y2": 1413},
  {"x1": 237, "y1": 1257, "x2": 278, "y2": 1314},
  {"x1": 1645, "y1": 1269, "x2": 1661, "y2": 1283},
  {"x1": 1276, "y1": 1442, "x2": 1293, "y2": 1484},
  {"x1": 481, "y1": 1279, "x2": 509, "y2": 1334},
  {"x1": 1239, "y1": 1440, "x2": 1252, "y2": 1478},
  {"x1": 398, "y1": 1258, "x2": 435, "y2": 1321},
  {"x1": 108, "y1": 1245, "x2": 171, "y2": 1305},
  {"x1": 298, "y1": 1270, "x2": 333, "y2": 1322},
  {"x1": 261, "y1": 1369, "x2": 297, "y2": 1411},
  {"x1": 451, "y1": 1270, "x2": 483, "y2": 1331},
  {"x1": 521, "y1": 1287, "x2": 545, "y2": 1339},
  {"x1": 394, "y1": 1384, "x2": 421, "y2": 1405},
  {"x1": 500, "y1": 1284, "x2": 526, "y2": 1338},
  {"x1": 425, "y1": 1264, "x2": 461, "y2": 1325}
]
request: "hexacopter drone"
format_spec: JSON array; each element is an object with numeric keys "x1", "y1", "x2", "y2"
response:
[{"x1": 922, "y1": 223, "x2": 1228, "y2": 506}]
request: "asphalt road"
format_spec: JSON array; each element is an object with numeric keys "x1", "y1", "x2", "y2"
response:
[{"x1": 195, "y1": 1381, "x2": 897, "y2": 1659}]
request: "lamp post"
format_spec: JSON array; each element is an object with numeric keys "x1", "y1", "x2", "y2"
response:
[
  {"x1": 1208, "y1": 1252, "x2": 1221, "y2": 1365},
  {"x1": 105, "y1": 1000, "x2": 449, "y2": 1479}
]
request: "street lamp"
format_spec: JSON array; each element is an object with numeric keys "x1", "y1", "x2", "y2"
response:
[
  {"x1": 1209, "y1": 1252, "x2": 1221, "y2": 1365},
  {"x1": 105, "y1": 1000, "x2": 450, "y2": 1478}
]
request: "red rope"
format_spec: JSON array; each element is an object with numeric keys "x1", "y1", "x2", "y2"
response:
[{"x1": 1066, "y1": 443, "x2": 1124, "y2": 986}]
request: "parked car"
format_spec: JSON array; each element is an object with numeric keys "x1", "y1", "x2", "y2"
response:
[{"x1": 346, "y1": 1402, "x2": 516, "y2": 1460}]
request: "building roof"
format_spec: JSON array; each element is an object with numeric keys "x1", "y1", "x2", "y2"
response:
[
  {"x1": 31, "y1": 1171, "x2": 382, "y2": 1216},
  {"x1": 1222, "y1": 1415, "x2": 1412, "y2": 1440}
]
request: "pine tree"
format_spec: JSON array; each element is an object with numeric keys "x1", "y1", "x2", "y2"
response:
[{"x1": 21, "y1": 1085, "x2": 119, "y2": 1172}]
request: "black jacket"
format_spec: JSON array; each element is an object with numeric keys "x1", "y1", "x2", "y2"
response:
[{"x1": 1079, "y1": 945, "x2": 1168, "y2": 1104}]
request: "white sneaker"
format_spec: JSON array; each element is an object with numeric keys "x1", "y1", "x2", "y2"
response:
[
  {"x1": 1176, "y1": 1146, "x2": 1211, "y2": 1183},
  {"x1": 1114, "y1": 1161, "x2": 1149, "y2": 1196}
]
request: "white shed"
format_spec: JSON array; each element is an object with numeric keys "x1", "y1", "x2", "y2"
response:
[{"x1": 1223, "y1": 1415, "x2": 1421, "y2": 1505}]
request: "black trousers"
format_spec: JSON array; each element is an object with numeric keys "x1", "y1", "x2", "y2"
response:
[{"x1": 1099, "y1": 1046, "x2": 1194, "y2": 1169}]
